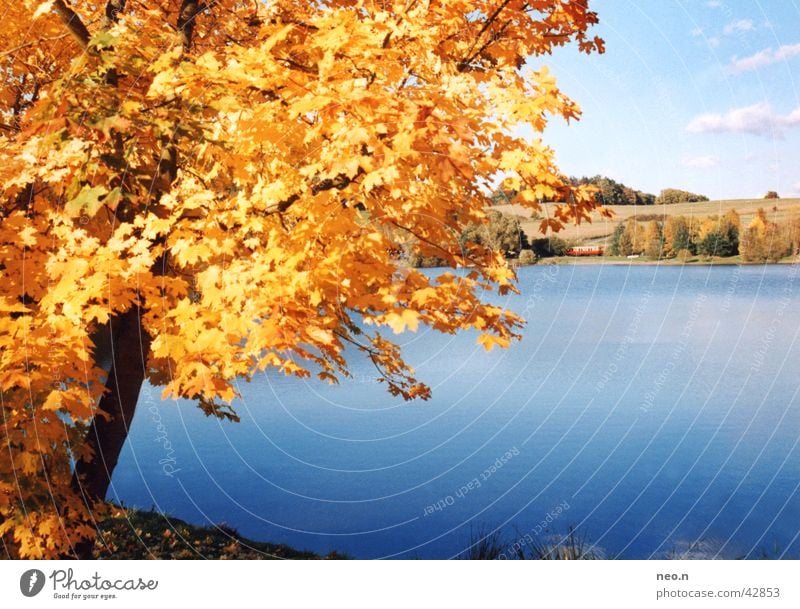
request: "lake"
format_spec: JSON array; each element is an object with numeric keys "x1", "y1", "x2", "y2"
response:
[{"x1": 111, "y1": 264, "x2": 800, "y2": 558}]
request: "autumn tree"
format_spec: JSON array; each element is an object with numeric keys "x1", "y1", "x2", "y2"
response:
[
  {"x1": 613, "y1": 217, "x2": 646, "y2": 256},
  {"x1": 740, "y1": 209, "x2": 791, "y2": 262},
  {"x1": 663, "y1": 215, "x2": 693, "y2": 257},
  {"x1": 0, "y1": 1, "x2": 605, "y2": 558},
  {"x1": 643, "y1": 220, "x2": 663, "y2": 259},
  {"x1": 785, "y1": 216, "x2": 800, "y2": 256},
  {"x1": 695, "y1": 212, "x2": 739, "y2": 258}
]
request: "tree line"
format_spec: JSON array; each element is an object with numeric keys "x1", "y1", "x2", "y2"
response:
[
  {"x1": 493, "y1": 178, "x2": 711, "y2": 207},
  {"x1": 609, "y1": 209, "x2": 800, "y2": 262},
  {"x1": 567, "y1": 177, "x2": 709, "y2": 206}
]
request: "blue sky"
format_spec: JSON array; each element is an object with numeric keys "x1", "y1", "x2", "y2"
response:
[{"x1": 534, "y1": 0, "x2": 800, "y2": 200}]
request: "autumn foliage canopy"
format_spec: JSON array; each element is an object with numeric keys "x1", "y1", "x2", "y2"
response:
[{"x1": 1, "y1": 0, "x2": 604, "y2": 557}]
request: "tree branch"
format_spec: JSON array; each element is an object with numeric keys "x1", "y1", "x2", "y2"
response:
[
  {"x1": 458, "y1": 0, "x2": 513, "y2": 71},
  {"x1": 263, "y1": 169, "x2": 365, "y2": 215},
  {"x1": 52, "y1": 0, "x2": 92, "y2": 51},
  {"x1": 0, "y1": 33, "x2": 70, "y2": 59},
  {"x1": 104, "y1": 0, "x2": 126, "y2": 27},
  {"x1": 177, "y1": 0, "x2": 204, "y2": 52}
]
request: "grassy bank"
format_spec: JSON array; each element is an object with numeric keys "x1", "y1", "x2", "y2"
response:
[
  {"x1": 529, "y1": 254, "x2": 798, "y2": 266},
  {"x1": 93, "y1": 507, "x2": 344, "y2": 559},
  {"x1": 90, "y1": 509, "x2": 792, "y2": 559}
]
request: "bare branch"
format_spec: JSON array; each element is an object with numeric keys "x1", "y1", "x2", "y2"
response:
[{"x1": 0, "y1": 33, "x2": 70, "y2": 59}]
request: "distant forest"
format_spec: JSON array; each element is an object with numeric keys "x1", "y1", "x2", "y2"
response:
[{"x1": 490, "y1": 176, "x2": 709, "y2": 207}]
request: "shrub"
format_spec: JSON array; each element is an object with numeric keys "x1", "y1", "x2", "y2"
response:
[
  {"x1": 518, "y1": 249, "x2": 536, "y2": 265},
  {"x1": 530, "y1": 236, "x2": 571, "y2": 257}
]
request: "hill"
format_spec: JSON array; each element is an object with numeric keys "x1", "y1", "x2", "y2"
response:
[{"x1": 493, "y1": 198, "x2": 800, "y2": 246}]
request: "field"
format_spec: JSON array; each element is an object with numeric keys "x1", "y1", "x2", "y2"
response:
[{"x1": 493, "y1": 198, "x2": 800, "y2": 246}]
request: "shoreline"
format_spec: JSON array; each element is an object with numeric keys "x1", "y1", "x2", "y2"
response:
[{"x1": 524, "y1": 256, "x2": 800, "y2": 267}]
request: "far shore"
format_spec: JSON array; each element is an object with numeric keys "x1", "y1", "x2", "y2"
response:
[{"x1": 521, "y1": 255, "x2": 800, "y2": 267}]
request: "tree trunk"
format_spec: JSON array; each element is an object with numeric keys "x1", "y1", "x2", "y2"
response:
[{"x1": 70, "y1": 306, "x2": 150, "y2": 558}]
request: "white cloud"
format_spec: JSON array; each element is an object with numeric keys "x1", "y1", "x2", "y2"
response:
[
  {"x1": 723, "y1": 19, "x2": 754, "y2": 35},
  {"x1": 686, "y1": 102, "x2": 800, "y2": 137},
  {"x1": 706, "y1": 1, "x2": 721, "y2": 8},
  {"x1": 708, "y1": 37, "x2": 721, "y2": 48},
  {"x1": 727, "y1": 43, "x2": 800, "y2": 73},
  {"x1": 682, "y1": 155, "x2": 720, "y2": 169},
  {"x1": 690, "y1": 27, "x2": 704, "y2": 37}
]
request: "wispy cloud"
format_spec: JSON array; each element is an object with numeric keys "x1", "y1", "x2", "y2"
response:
[
  {"x1": 708, "y1": 37, "x2": 721, "y2": 48},
  {"x1": 706, "y1": 0, "x2": 721, "y2": 8},
  {"x1": 686, "y1": 103, "x2": 800, "y2": 137},
  {"x1": 723, "y1": 19, "x2": 754, "y2": 35},
  {"x1": 690, "y1": 27, "x2": 704, "y2": 37},
  {"x1": 682, "y1": 155, "x2": 720, "y2": 169},
  {"x1": 726, "y1": 43, "x2": 800, "y2": 73}
]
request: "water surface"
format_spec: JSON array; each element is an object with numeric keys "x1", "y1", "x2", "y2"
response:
[{"x1": 111, "y1": 264, "x2": 800, "y2": 558}]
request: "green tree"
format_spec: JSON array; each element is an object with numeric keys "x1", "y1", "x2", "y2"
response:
[
  {"x1": 697, "y1": 229, "x2": 737, "y2": 257},
  {"x1": 664, "y1": 216, "x2": 693, "y2": 256},
  {"x1": 656, "y1": 188, "x2": 709, "y2": 205},
  {"x1": 460, "y1": 210, "x2": 529, "y2": 258},
  {"x1": 570, "y1": 175, "x2": 655, "y2": 206},
  {"x1": 530, "y1": 236, "x2": 571, "y2": 257},
  {"x1": 609, "y1": 223, "x2": 625, "y2": 256}
]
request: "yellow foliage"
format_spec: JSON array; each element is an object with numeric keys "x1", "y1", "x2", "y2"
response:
[{"x1": 0, "y1": 0, "x2": 604, "y2": 557}]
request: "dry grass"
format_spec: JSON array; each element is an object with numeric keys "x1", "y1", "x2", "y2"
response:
[{"x1": 493, "y1": 198, "x2": 800, "y2": 245}]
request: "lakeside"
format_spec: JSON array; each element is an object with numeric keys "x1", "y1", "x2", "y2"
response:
[
  {"x1": 493, "y1": 198, "x2": 800, "y2": 245},
  {"x1": 92, "y1": 507, "x2": 342, "y2": 560},
  {"x1": 528, "y1": 255, "x2": 800, "y2": 266}
]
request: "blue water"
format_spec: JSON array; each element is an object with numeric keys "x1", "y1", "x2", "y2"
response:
[{"x1": 111, "y1": 264, "x2": 800, "y2": 558}]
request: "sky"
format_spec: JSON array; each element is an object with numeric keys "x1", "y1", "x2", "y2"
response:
[{"x1": 532, "y1": 0, "x2": 800, "y2": 200}]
